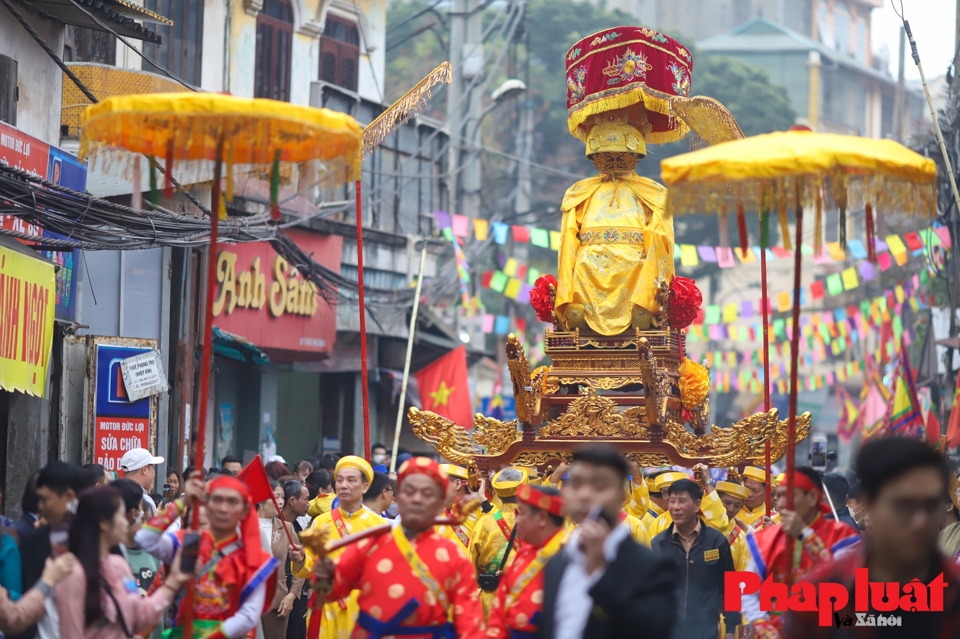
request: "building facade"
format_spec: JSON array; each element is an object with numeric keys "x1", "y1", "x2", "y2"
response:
[{"x1": 0, "y1": 0, "x2": 457, "y2": 515}]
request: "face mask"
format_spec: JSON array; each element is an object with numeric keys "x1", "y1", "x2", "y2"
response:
[
  {"x1": 372, "y1": 454, "x2": 387, "y2": 465},
  {"x1": 68, "y1": 499, "x2": 79, "y2": 514}
]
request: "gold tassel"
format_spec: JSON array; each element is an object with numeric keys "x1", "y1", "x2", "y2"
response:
[
  {"x1": 778, "y1": 181, "x2": 792, "y2": 251},
  {"x1": 814, "y1": 181, "x2": 823, "y2": 256},
  {"x1": 225, "y1": 142, "x2": 234, "y2": 203},
  {"x1": 361, "y1": 62, "x2": 452, "y2": 163}
]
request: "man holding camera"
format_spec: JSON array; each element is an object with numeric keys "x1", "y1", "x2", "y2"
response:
[{"x1": 468, "y1": 468, "x2": 526, "y2": 618}]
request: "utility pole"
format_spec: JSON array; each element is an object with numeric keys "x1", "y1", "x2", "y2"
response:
[
  {"x1": 447, "y1": 0, "x2": 484, "y2": 218},
  {"x1": 893, "y1": 26, "x2": 905, "y2": 142}
]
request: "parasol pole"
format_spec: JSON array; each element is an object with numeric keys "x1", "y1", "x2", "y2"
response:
[
  {"x1": 183, "y1": 133, "x2": 223, "y2": 639},
  {"x1": 355, "y1": 176, "x2": 372, "y2": 462},
  {"x1": 389, "y1": 245, "x2": 427, "y2": 474},
  {"x1": 352, "y1": 63, "x2": 452, "y2": 462},
  {"x1": 785, "y1": 183, "x2": 803, "y2": 583},
  {"x1": 760, "y1": 208, "x2": 772, "y2": 516}
]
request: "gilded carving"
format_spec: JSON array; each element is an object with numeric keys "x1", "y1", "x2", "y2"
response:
[
  {"x1": 408, "y1": 407, "x2": 480, "y2": 467},
  {"x1": 473, "y1": 413, "x2": 520, "y2": 456},
  {"x1": 539, "y1": 390, "x2": 637, "y2": 437}
]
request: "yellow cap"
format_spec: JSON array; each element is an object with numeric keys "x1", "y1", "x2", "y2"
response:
[
  {"x1": 775, "y1": 473, "x2": 785, "y2": 487},
  {"x1": 439, "y1": 464, "x2": 469, "y2": 481},
  {"x1": 491, "y1": 467, "x2": 527, "y2": 497},
  {"x1": 654, "y1": 471, "x2": 689, "y2": 493},
  {"x1": 335, "y1": 455, "x2": 373, "y2": 484},
  {"x1": 743, "y1": 466, "x2": 767, "y2": 484},
  {"x1": 716, "y1": 481, "x2": 750, "y2": 500}
]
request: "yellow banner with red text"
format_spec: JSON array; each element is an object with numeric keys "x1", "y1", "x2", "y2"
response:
[{"x1": 0, "y1": 245, "x2": 55, "y2": 396}]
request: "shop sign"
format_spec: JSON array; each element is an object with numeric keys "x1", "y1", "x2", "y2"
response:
[
  {"x1": 212, "y1": 229, "x2": 342, "y2": 355},
  {"x1": 0, "y1": 121, "x2": 86, "y2": 322},
  {"x1": 0, "y1": 243, "x2": 55, "y2": 396},
  {"x1": 89, "y1": 341, "x2": 156, "y2": 471}
]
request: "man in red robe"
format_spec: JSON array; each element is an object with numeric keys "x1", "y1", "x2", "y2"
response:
[
  {"x1": 312, "y1": 457, "x2": 484, "y2": 639},
  {"x1": 137, "y1": 474, "x2": 279, "y2": 639},
  {"x1": 742, "y1": 467, "x2": 860, "y2": 638},
  {"x1": 485, "y1": 484, "x2": 566, "y2": 639}
]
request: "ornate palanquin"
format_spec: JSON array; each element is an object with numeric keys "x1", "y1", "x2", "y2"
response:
[
  {"x1": 408, "y1": 280, "x2": 810, "y2": 477},
  {"x1": 408, "y1": 26, "x2": 810, "y2": 476}
]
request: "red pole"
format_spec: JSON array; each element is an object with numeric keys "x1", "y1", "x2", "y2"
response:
[
  {"x1": 760, "y1": 210, "x2": 772, "y2": 516},
  {"x1": 184, "y1": 138, "x2": 223, "y2": 639},
  {"x1": 355, "y1": 179, "x2": 371, "y2": 462},
  {"x1": 193, "y1": 148, "x2": 221, "y2": 489},
  {"x1": 785, "y1": 185, "x2": 803, "y2": 581}
]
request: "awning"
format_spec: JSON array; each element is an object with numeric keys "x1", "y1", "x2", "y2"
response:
[
  {"x1": 18, "y1": 0, "x2": 170, "y2": 43},
  {"x1": 210, "y1": 327, "x2": 270, "y2": 366}
]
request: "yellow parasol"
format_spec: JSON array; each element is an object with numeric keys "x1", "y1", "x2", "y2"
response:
[
  {"x1": 80, "y1": 91, "x2": 360, "y2": 638},
  {"x1": 660, "y1": 128, "x2": 938, "y2": 573},
  {"x1": 78, "y1": 89, "x2": 360, "y2": 535}
]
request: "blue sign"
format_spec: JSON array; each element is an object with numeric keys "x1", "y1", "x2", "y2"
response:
[{"x1": 93, "y1": 344, "x2": 152, "y2": 472}]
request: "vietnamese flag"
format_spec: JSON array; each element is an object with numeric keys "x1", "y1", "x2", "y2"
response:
[{"x1": 415, "y1": 346, "x2": 472, "y2": 427}]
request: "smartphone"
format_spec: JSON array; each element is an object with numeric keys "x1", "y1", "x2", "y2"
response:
[
  {"x1": 585, "y1": 504, "x2": 617, "y2": 528},
  {"x1": 810, "y1": 434, "x2": 828, "y2": 472},
  {"x1": 49, "y1": 525, "x2": 69, "y2": 557},
  {"x1": 181, "y1": 532, "x2": 201, "y2": 573}
]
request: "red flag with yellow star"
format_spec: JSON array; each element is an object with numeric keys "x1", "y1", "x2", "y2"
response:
[{"x1": 415, "y1": 345, "x2": 472, "y2": 427}]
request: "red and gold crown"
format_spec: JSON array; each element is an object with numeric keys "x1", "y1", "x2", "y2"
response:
[
  {"x1": 566, "y1": 27, "x2": 693, "y2": 145},
  {"x1": 517, "y1": 483, "x2": 565, "y2": 518}
]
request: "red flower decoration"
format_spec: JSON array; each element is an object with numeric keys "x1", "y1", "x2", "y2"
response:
[
  {"x1": 530, "y1": 275, "x2": 558, "y2": 323},
  {"x1": 668, "y1": 276, "x2": 702, "y2": 329}
]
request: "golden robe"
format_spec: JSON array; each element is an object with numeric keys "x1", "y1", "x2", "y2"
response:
[
  {"x1": 737, "y1": 503, "x2": 781, "y2": 528},
  {"x1": 468, "y1": 503, "x2": 518, "y2": 618},
  {"x1": 556, "y1": 173, "x2": 675, "y2": 335},
  {"x1": 307, "y1": 493, "x2": 334, "y2": 518},
  {"x1": 295, "y1": 506, "x2": 385, "y2": 639}
]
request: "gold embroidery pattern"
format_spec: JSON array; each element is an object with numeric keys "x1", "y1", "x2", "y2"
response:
[{"x1": 577, "y1": 227, "x2": 646, "y2": 247}]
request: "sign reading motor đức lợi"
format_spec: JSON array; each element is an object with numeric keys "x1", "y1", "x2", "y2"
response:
[
  {"x1": 0, "y1": 244, "x2": 55, "y2": 396},
  {"x1": 92, "y1": 343, "x2": 155, "y2": 472}
]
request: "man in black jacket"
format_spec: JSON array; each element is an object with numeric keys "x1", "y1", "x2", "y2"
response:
[
  {"x1": 651, "y1": 478, "x2": 739, "y2": 639},
  {"x1": 822, "y1": 472, "x2": 860, "y2": 531},
  {"x1": 539, "y1": 443, "x2": 676, "y2": 639}
]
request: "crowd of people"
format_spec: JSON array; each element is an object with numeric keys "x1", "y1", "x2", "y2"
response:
[{"x1": 0, "y1": 436, "x2": 956, "y2": 638}]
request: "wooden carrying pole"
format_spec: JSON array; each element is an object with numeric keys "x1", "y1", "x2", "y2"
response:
[{"x1": 390, "y1": 245, "x2": 428, "y2": 474}]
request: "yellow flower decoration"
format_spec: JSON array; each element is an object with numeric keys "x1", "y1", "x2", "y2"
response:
[
  {"x1": 532, "y1": 365, "x2": 552, "y2": 393},
  {"x1": 678, "y1": 358, "x2": 710, "y2": 409}
]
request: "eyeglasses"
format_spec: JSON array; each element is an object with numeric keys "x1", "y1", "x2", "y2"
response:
[{"x1": 885, "y1": 497, "x2": 942, "y2": 520}]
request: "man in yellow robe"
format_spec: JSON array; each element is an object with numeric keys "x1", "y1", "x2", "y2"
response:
[
  {"x1": 435, "y1": 464, "x2": 477, "y2": 547},
  {"x1": 554, "y1": 111, "x2": 676, "y2": 335},
  {"x1": 738, "y1": 465, "x2": 781, "y2": 529},
  {"x1": 295, "y1": 456, "x2": 384, "y2": 639},
  {"x1": 468, "y1": 467, "x2": 525, "y2": 618}
]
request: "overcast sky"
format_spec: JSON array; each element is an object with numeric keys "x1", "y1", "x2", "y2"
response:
[{"x1": 873, "y1": 0, "x2": 956, "y2": 80}]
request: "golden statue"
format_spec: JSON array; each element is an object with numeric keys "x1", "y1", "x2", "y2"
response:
[{"x1": 555, "y1": 107, "x2": 675, "y2": 334}]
